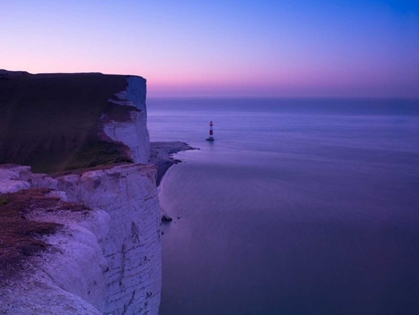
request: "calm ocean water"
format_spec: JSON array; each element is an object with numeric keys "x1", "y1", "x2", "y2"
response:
[{"x1": 147, "y1": 98, "x2": 419, "y2": 315}]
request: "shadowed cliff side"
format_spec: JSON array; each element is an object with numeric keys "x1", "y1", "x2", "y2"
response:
[{"x1": 0, "y1": 71, "x2": 145, "y2": 173}]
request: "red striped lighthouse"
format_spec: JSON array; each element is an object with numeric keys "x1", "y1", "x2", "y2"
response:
[{"x1": 206, "y1": 121, "x2": 214, "y2": 141}]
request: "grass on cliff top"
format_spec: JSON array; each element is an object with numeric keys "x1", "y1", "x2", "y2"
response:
[
  {"x1": 0, "y1": 188, "x2": 88, "y2": 281},
  {"x1": 0, "y1": 73, "x2": 141, "y2": 174}
]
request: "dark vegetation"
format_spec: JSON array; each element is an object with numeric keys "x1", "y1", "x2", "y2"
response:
[
  {"x1": 0, "y1": 72, "x2": 141, "y2": 173},
  {"x1": 0, "y1": 188, "x2": 88, "y2": 280}
]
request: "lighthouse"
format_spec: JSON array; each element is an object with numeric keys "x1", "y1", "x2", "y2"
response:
[{"x1": 206, "y1": 121, "x2": 214, "y2": 141}]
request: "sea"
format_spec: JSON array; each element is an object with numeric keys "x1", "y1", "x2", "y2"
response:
[{"x1": 146, "y1": 98, "x2": 419, "y2": 315}]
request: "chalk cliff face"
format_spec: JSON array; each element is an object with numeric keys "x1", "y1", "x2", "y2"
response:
[
  {"x1": 103, "y1": 76, "x2": 150, "y2": 164},
  {"x1": 57, "y1": 164, "x2": 161, "y2": 314},
  {"x1": 0, "y1": 73, "x2": 162, "y2": 315}
]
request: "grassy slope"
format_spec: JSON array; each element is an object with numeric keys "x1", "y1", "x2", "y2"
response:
[
  {"x1": 0, "y1": 73, "x2": 139, "y2": 174},
  {"x1": 0, "y1": 188, "x2": 89, "y2": 281}
]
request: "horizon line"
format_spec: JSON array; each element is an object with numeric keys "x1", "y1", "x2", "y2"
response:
[{"x1": 147, "y1": 95, "x2": 420, "y2": 100}]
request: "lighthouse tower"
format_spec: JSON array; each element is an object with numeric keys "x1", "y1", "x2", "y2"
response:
[{"x1": 206, "y1": 121, "x2": 214, "y2": 141}]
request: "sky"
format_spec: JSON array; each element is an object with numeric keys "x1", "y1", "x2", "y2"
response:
[{"x1": 0, "y1": 1, "x2": 418, "y2": 98}]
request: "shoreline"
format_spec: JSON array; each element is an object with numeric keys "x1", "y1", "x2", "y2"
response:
[{"x1": 149, "y1": 141, "x2": 198, "y2": 186}]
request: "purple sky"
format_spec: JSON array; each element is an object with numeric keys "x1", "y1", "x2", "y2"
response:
[{"x1": 0, "y1": 1, "x2": 418, "y2": 98}]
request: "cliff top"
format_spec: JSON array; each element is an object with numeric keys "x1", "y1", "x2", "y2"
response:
[{"x1": 0, "y1": 71, "x2": 145, "y2": 174}]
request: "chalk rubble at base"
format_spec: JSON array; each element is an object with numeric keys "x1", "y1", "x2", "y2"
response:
[{"x1": 149, "y1": 141, "x2": 197, "y2": 187}]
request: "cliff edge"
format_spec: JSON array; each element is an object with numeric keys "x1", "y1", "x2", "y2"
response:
[
  {"x1": 0, "y1": 72, "x2": 161, "y2": 315},
  {"x1": 0, "y1": 71, "x2": 149, "y2": 173}
]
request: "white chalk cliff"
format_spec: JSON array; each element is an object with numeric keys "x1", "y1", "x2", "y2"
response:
[
  {"x1": 104, "y1": 76, "x2": 151, "y2": 164},
  {"x1": 0, "y1": 76, "x2": 162, "y2": 315}
]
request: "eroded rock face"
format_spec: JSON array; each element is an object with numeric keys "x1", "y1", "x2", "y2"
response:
[
  {"x1": 0, "y1": 165, "x2": 32, "y2": 193},
  {"x1": 104, "y1": 76, "x2": 150, "y2": 164},
  {"x1": 0, "y1": 164, "x2": 161, "y2": 315},
  {"x1": 57, "y1": 164, "x2": 161, "y2": 314}
]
